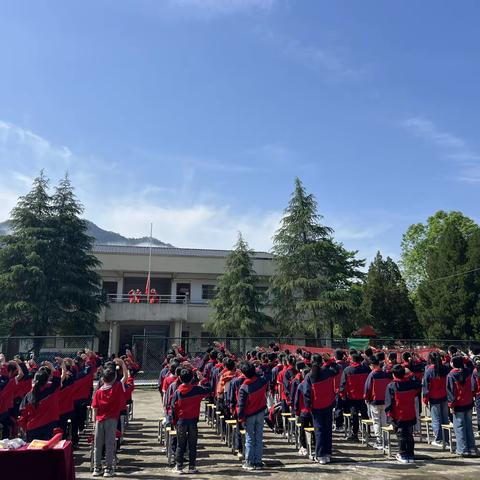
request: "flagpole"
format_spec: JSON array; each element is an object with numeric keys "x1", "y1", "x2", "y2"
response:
[{"x1": 147, "y1": 222, "x2": 153, "y2": 303}]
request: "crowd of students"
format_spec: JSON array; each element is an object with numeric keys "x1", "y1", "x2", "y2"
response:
[
  {"x1": 0, "y1": 349, "x2": 139, "y2": 478},
  {"x1": 158, "y1": 342, "x2": 480, "y2": 473}
]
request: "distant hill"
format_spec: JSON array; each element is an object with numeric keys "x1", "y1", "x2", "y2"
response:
[{"x1": 0, "y1": 219, "x2": 173, "y2": 247}]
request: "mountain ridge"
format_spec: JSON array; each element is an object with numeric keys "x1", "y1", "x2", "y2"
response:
[{"x1": 0, "y1": 219, "x2": 173, "y2": 247}]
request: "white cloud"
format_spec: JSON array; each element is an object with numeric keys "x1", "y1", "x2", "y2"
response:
[
  {"x1": 402, "y1": 117, "x2": 465, "y2": 149},
  {"x1": 402, "y1": 116, "x2": 480, "y2": 184}
]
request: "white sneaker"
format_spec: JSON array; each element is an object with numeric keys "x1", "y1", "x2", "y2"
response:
[
  {"x1": 92, "y1": 469, "x2": 102, "y2": 477},
  {"x1": 298, "y1": 447, "x2": 308, "y2": 456},
  {"x1": 317, "y1": 457, "x2": 327, "y2": 465},
  {"x1": 395, "y1": 454, "x2": 408, "y2": 464},
  {"x1": 431, "y1": 441, "x2": 443, "y2": 447}
]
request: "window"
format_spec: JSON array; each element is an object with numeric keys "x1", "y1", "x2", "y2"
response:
[{"x1": 202, "y1": 284, "x2": 216, "y2": 300}]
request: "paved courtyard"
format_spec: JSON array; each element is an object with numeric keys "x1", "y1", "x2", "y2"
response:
[{"x1": 75, "y1": 388, "x2": 480, "y2": 479}]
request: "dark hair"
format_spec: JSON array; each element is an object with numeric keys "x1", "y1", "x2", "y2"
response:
[
  {"x1": 179, "y1": 368, "x2": 193, "y2": 384},
  {"x1": 448, "y1": 345, "x2": 458, "y2": 355},
  {"x1": 376, "y1": 351, "x2": 385, "y2": 362},
  {"x1": 268, "y1": 342, "x2": 276, "y2": 349},
  {"x1": 370, "y1": 355, "x2": 380, "y2": 366},
  {"x1": 296, "y1": 361, "x2": 306, "y2": 371},
  {"x1": 272, "y1": 345, "x2": 280, "y2": 352},
  {"x1": 349, "y1": 348, "x2": 357, "y2": 356},
  {"x1": 428, "y1": 352, "x2": 443, "y2": 377},
  {"x1": 296, "y1": 348, "x2": 302, "y2": 355},
  {"x1": 175, "y1": 366, "x2": 183, "y2": 377},
  {"x1": 169, "y1": 361, "x2": 180, "y2": 374},
  {"x1": 284, "y1": 349, "x2": 290, "y2": 355},
  {"x1": 388, "y1": 352, "x2": 398, "y2": 363},
  {"x1": 209, "y1": 350, "x2": 218, "y2": 360},
  {"x1": 310, "y1": 359, "x2": 324, "y2": 382},
  {"x1": 32, "y1": 368, "x2": 49, "y2": 408},
  {"x1": 240, "y1": 361, "x2": 256, "y2": 379},
  {"x1": 392, "y1": 364, "x2": 405, "y2": 379},
  {"x1": 352, "y1": 353, "x2": 363, "y2": 364},
  {"x1": 287, "y1": 354, "x2": 296, "y2": 367},
  {"x1": 7, "y1": 361, "x2": 17, "y2": 374},
  {"x1": 365, "y1": 348, "x2": 373, "y2": 358},
  {"x1": 303, "y1": 351, "x2": 311, "y2": 360},
  {"x1": 401, "y1": 351, "x2": 411, "y2": 363},
  {"x1": 102, "y1": 368, "x2": 116, "y2": 384},
  {"x1": 225, "y1": 358, "x2": 235, "y2": 371},
  {"x1": 267, "y1": 352, "x2": 276, "y2": 362},
  {"x1": 334, "y1": 349, "x2": 345, "y2": 361}
]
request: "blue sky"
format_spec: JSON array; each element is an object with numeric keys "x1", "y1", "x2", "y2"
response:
[{"x1": 1, "y1": 0, "x2": 479, "y2": 263}]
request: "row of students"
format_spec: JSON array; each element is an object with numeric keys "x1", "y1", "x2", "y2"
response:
[{"x1": 158, "y1": 343, "x2": 480, "y2": 470}]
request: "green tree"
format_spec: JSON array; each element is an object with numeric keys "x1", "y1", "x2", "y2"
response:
[
  {"x1": 0, "y1": 172, "x2": 103, "y2": 338},
  {"x1": 464, "y1": 229, "x2": 480, "y2": 337},
  {"x1": 210, "y1": 234, "x2": 267, "y2": 336},
  {"x1": 416, "y1": 222, "x2": 471, "y2": 339},
  {"x1": 50, "y1": 175, "x2": 103, "y2": 334},
  {"x1": 362, "y1": 252, "x2": 419, "y2": 338},
  {"x1": 0, "y1": 172, "x2": 55, "y2": 336},
  {"x1": 270, "y1": 178, "x2": 364, "y2": 340},
  {"x1": 400, "y1": 210, "x2": 477, "y2": 290}
]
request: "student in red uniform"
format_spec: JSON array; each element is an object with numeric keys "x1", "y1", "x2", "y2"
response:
[
  {"x1": 19, "y1": 364, "x2": 61, "y2": 442},
  {"x1": 447, "y1": 355, "x2": 476, "y2": 457},
  {"x1": 333, "y1": 349, "x2": 348, "y2": 432},
  {"x1": 422, "y1": 352, "x2": 450, "y2": 447},
  {"x1": 303, "y1": 354, "x2": 339, "y2": 464},
  {"x1": 472, "y1": 355, "x2": 480, "y2": 436},
  {"x1": 282, "y1": 355, "x2": 297, "y2": 412},
  {"x1": 385, "y1": 364, "x2": 421, "y2": 464},
  {"x1": 339, "y1": 353, "x2": 370, "y2": 442},
  {"x1": 170, "y1": 368, "x2": 211, "y2": 474},
  {"x1": 57, "y1": 358, "x2": 77, "y2": 440},
  {"x1": 91, "y1": 358, "x2": 127, "y2": 478},
  {"x1": 237, "y1": 361, "x2": 268, "y2": 471},
  {"x1": 364, "y1": 354, "x2": 392, "y2": 449},
  {"x1": 0, "y1": 359, "x2": 24, "y2": 438},
  {"x1": 293, "y1": 367, "x2": 311, "y2": 456}
]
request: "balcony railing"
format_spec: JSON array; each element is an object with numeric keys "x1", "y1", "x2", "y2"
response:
[{"x1": 107, "y1": 293, "x2": 190, "y2": 304}]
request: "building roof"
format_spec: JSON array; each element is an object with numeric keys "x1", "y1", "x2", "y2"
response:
[{"x1": 92, "y1": 244, "x2": 274, "y2": 260}]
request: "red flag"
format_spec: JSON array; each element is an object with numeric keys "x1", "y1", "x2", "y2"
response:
[{"x1": 145, "y1": 273, "x2": 150, "y2": 296}]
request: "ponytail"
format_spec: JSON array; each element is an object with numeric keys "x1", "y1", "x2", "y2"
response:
[{"x1": 32, "y1": 369, "x2": 49, "y2": 408}]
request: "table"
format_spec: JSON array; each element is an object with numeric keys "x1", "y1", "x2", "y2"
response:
[{"x1": 0, "y1": 440, "x2": 75, "y2": 480}]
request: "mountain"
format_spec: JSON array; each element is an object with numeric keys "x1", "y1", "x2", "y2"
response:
[{"x1": 0, "y1": 219, "x2": 173, "y2": 247}]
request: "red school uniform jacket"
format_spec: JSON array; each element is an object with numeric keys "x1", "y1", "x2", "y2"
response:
[
  {"x1": 20, "y1": 374, "x2": 61, "y2": 432},
  {"x1": 303, "y1": 359, "x2": 339, "y2": 411},
  {"x1": 237, "y1": 375, "x2": 268, "y2": 422},
  {"x1": 447, "y1": 368, "x2": 475, "y2": 412},
  {"x1": 92, "y1": 382, "x2": 125, "y2": 422},
  {"x1": 385, "y1": 377, "x2": 421, "y2": 427},
  {"x1": 170, "y1": 383, "x2": 211, "y2": 425},
  {"x1": 364, "y1": 368, "x2": 393, "y2": 405},
  {"x1": 339, "y1": 362, "x2": 371, "y2": 401}
]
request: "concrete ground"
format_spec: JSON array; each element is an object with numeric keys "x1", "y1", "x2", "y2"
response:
[{"x1": 75, "y1": 388, "x2": 480, "y2": 479}]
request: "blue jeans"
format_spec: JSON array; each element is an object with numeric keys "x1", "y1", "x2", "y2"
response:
[
  {"x1": 430, "y1": 401, "x2": 450, "y2": 442},
  {"x1": 312, "y1": 407, "x2": 333, "y2": 458},
  {"x1": 453, "y1": 409, "x2": 475, "y2": 454},
  {"x1": 245, "y1": 411, "x2": 264, "y2": 466}
]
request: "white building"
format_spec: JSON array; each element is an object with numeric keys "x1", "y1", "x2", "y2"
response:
[{"x1": 94, "y1": 245, "x2": 274, "y2": 355}]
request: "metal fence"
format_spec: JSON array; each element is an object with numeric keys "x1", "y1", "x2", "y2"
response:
[
  {"x1": 0, "y1": 335, "x2": 96, "y2": 362},
  {"x1": 130, "y1": 335, "x2": 480, "y2": 382}
]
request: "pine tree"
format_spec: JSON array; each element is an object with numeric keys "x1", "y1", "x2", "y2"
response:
[
  {"x1": 362, "y1": 252, "x2": 419, "y2": 338},
  {"x1": 270, "y1": 178, "x2": 364, "y2": 340},
  {"x1": 465, "y1": 228, "x2": 480, "y2": 336},
  {"x1": 0, "y1": 172, "x2": 55, "y2": 335},
  {"x1": 50, "y1": 174, "x2": 103, "y2": 334},
  {"x1": 416, "y1": 223, "x2": 471, "y2": 339},
  {"x1": 0, "y1": 172, "x2": 103, "y2": 338},
  {"x1": 210, "y1": 234, "x2": 267, "y2": 336}
]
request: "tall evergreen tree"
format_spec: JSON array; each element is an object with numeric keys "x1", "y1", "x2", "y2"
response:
[
  {"x1": 0, "y1": 172, "x2": 103, "y2": 337},
  {"x1": 362, "y1": 252, "x2": 419, "y2": 338},
  {"x1": 464, "y1": 228, "x2": 480, "y2": 336},
  {"x1": 50, "y1": 174, "x2": 103, "y2": 334},
  {"x1": 416, "y1": 223, "x2": 471, "y2": 339},
  {"x1": 210, "y1": 234, "x2": 267, "y2": 336},
  {"x1": 0, "y1": 172, "x2": 55, "y2": 335},
  {"x1": 270, "y1": 178, "x2": 364, "y2": 339}
]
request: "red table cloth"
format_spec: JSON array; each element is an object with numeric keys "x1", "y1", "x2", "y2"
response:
[{"x1": 0, "y1": 440, "x2": 75, "y2": 480}]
